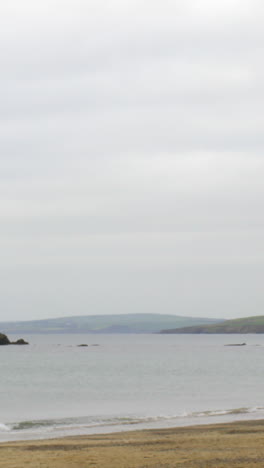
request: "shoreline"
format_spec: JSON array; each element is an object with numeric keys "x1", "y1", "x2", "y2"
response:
[
  {"x1": 2, "y1": 410, "x2": 264, "y2": 444},
  {"x1": 1, "y1": 419, "x2": 264, "y2": 467}
]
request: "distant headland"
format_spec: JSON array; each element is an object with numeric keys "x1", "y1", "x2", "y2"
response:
[
  {"x1": 0, "y1": 313, "x2": 221, "y2": 334},
  {"x1": 160, "y1": 315, "x2": 264, "y2": 334},
  {"x1": 2, "y1": 313, "x2": 264, "y2": 335}
]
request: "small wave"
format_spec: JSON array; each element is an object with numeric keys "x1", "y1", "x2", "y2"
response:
[
  {"x1": 192, "y1": 406, "x2": 264, "y2": 418},
  {"x1": 10, "y1": 415, "x2": 177, "y2": 432},
  {"x1": 6, "y1": 406, "x2": 264, "y2": 436},
  {"x1": 0, "y1": 423, "x2": 10, "y2": 432},
  {"x1": 12, "y1": 418, "x2": 77, "y2": 431}
]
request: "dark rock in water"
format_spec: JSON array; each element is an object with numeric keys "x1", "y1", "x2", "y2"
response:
[
  {"x1": 0, "y1": 333, "x2": 10, "y2": 345},
  {"x1": 78, "y1": 344, "x2": 88, "y2": 347},
  {"x1": 11, "y1": 338, "x2": 29, "y2": 345},
  {"x1": 0, "y1": 334, "x2": 29, "y2": 345},
  {"x1": 224, "y1": 343, "x2": 246, "y2": 347}
]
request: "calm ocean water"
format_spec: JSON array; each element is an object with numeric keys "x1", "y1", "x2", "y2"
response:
[{"x1": 1, "y1": 333, "x2": 264, "y2": 441}]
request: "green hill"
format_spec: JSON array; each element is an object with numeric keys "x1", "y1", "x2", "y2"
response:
[
  {"x1": 160, "y1": 315, "x2": 264, "y2": 334},
  {"x1": 0, "y1": 313, "x2": 221, "y2": 334}
]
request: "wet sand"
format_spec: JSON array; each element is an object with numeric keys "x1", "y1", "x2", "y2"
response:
[{"x1": 1, "y1": 419, "x2": 264, "y2": 467}]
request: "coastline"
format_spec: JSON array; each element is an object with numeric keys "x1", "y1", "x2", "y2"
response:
[{"x1": 1, "y1": 419, "x2": 264, "y2": 467}]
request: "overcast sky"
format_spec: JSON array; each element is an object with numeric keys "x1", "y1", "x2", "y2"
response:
[{"x1": 1, "y1": 0, "x2": 264, "y2": 321}]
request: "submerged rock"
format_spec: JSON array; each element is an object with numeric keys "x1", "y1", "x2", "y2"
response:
[{"x1": 224, "y1": 343, "x2": 246, "y2": 347}]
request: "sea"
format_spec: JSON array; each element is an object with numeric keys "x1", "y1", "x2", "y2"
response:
[{"x1": 1, "y1": 333, "x2": 264, "y2": 442}]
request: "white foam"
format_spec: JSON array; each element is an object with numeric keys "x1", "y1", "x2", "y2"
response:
[{"x1": 0, "y1": 423, "x2": 10, "y2": 432}]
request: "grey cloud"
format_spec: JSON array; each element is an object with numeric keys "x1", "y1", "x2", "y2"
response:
[{"x1": 0, "y1": 0, "x2": 264, "y2": 320}]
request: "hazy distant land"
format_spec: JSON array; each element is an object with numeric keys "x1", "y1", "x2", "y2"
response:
[
  {"x1": 0, "y1": 313, "x2": 221, "y2": 334},
  {"x1": 3, "y1": 314, "x2": 264, "y2": 335},
  {"x1": 160, "y1": 315, "x2": 264, "y2": 334}
]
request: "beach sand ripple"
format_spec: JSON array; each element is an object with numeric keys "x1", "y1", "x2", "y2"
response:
[{"x1": 1, "y1": 420, "x2": 264, "y2": 467}]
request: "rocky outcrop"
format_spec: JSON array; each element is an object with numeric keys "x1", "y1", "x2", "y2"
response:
[
  {"x1": 0, "y1": 333, "x2": 29, "y2": 345},
  {"x1": 11, "y1": 338, "x2": 29, "y2": 345},
  {"x1": 0, "y1": 333, "x2": 10, "y2": 345}
]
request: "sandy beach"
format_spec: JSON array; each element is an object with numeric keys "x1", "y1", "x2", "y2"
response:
[{"x1": 1, "y1": 419, "x2": 264, "y2": 467}]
